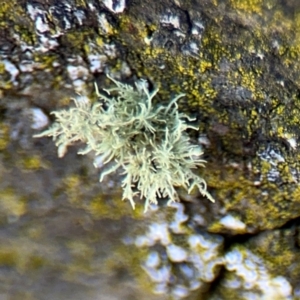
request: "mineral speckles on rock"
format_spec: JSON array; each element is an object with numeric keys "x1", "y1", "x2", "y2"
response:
[
  {"x1": 26, "y1": 4, "x2": 59, "y2": 52},
  {"x1": 132, "y1": 203, "x2": 224, "y2": 299},
  {"x1": 88, "y1": 54, "x2": 107, "y2": 73},
  {"x1": 25, "y1": 2, "x2": 115, "y2": 55},
  {"x1": 102, "y1": 0, "x2": 126, "y2": 14},
  {"x1": 160, "y1": 13, "x2": 181, "y2": 30},
  {"x1": 166, "y1": 244, "x2": 188, "y2": 262},
  {"x1": 191, "y1": 21, "x2": 205, "y2": 38},
  {"x1": 130, "y1": 199, "x2": 295, "y2": 299},
  {"x1": 2, "y1": 60, "x2": 19, "y2": 84},
  {"x1": 168, "y1": 202, "x2": 188, "y2": 233},
  {"x1": 135, "y1": 222, "x2": 171, "y2": 247},
  {"x1": 30, "y1": 108, "x2": 49, "y2": 130},
  {"x1": 219, "y1": 215, "x2": 246, "y2": 231},
  {"x1": 223, "y1": 247, "x2": 292, "y2": 299},
  {"x1": 67, "y1": 63, "x2": 90, "y2": 91},
  {"x1": 257, "y1": 144, "x2": 288, "y2": 183},
  {"x1": 26, "y1": 4, "x2": 48, "y2": 31},
  {"x1": 97, "y1": 13, "x2": 114, "y2": 34}
]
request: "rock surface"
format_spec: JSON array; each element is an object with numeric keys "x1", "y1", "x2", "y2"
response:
[{"x1": 1, "y1": 0, "x2": 300, "y2": 299}]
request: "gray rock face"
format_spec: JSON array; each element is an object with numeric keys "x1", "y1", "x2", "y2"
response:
[{"x1": 1, "y1": 0, "x2": 300, "y2": 299}]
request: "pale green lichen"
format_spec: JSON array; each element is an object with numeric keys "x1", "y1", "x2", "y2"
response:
[{"x1": 34, "y1": 75, "x2": 214, "y2": 212}]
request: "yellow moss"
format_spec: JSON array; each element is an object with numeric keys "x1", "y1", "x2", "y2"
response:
[
  {"x1": 0, "y1": 188, "x2": 27, "y2": 219},
  {"x1": 61, "y1": 173, "x2": 142, "y2": 218},
  {"x1": 0, "y1": 0, "x2": 35, "y2": 48},
  {"x1": 0, "y1": 250, "x2": 17, "y2": 267},
  {"x1": 230, "y1": 0, "x2": 263, "y2": 14},
  {"x1": 104, "y1": 243, "x2": 154, "y2": 294},
  {"x1": 199, "y1": 60, "x2": 213, "y2": 73},
  {"x1": 63, "y1": 174, "x2": 82, "y2": 204},
  {"x1": 0, "y1": 0, "x2": 22, "y2": 20},
  {"x1": 19, "y1": 155, "x2": 44, "y2": 171},
  {"x1": 62, "y1": 30, "x2": 96, "y2": 52},
  {"x1": 14, "y1": 24, "x2": 36, "y2": 45},
  {"x1": 33, "y1": 54, "x2": 57, "y2": 70},
  {"x1": 0, "y1": 62, "x2": 5, "y2": 74},
  {"x1": 0, "y1": 123, "x2": 9, "y2": 150},
  {"x1": 87, "y1": 194, "x2": 144, "y2": 220},
  {"x1": 205, "y1": 160, "x2": 299, "y2": 231},
  {"x1": 27, "y1": 255, "x2": 45, "y2": 270},
  {"x1": 95, "y1": 36, "x2": 104, "y2": 47},
  {"x1": 291, "y1": 185, "x2": 300, "y2": 200},
  {"x1": 249, "y1": 229, "x2": 299, "y2": 281},
  {"x1": 0, "y1": 241, "x2": 48, "y2": 275},
  {"x1": 74, "y1": 0, "x2": 88, "y2": 7}
]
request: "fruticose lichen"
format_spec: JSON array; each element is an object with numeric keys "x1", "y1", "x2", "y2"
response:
[{"x1": 34, "y1": 75, "x2": 214, "y2": 212}]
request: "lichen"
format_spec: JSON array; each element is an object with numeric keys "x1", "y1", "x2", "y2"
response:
[{"x1": 34, "y1": 75, "x2": 214, "y2": 212}]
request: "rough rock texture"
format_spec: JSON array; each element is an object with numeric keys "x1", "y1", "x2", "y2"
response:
[{"x1": 1, "y1": 0, "x2": 300, "y2": 299}]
